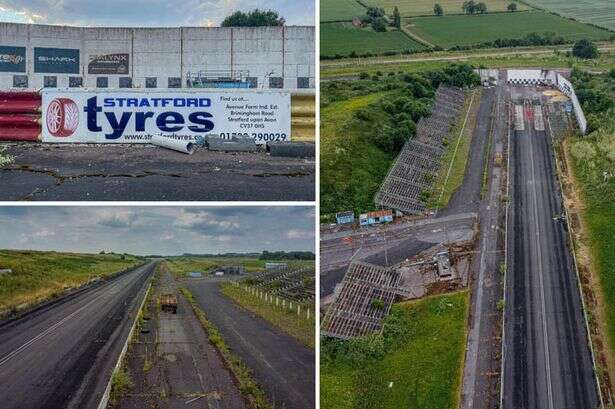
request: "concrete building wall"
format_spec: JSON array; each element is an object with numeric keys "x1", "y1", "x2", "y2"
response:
[{"x1": 0, "y1": 22, "x2": 314, "y2": 90}]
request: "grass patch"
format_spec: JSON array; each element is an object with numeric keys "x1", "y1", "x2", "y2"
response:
[
  {"x1": 406, "y1": 12, "x2": 613, "y2": 48},
  {"x1": 165, "y1": 257, "x2": 314, "y2": 279},
  {"x1": 109, "y1": 367, "x2": 133, "y2": 406},
  {"x1": 523, "y1": 0, "x2": 615, "y2": 31},
  {"x1": 321, "y1": 0, "x2": 366, "y2": 22},
  {"x1": 0, "y1": 249, "x2": 142, "y2": 314},
  {"x1": 363, "y1": 0, "x2": 531, "y2": 16},
  {"x1": 428, "y1": 88, "x2": 480, "y2": 208},
  {"x1": 179, "y1": 287, "x2": 272, "y2": 409},
  {"x1": 220, "y1": 282, "x2": 315, "y2": 349},
  {"x1": 321, "y1": 291, "x2": 469, "y2": 409},
  {"x1": 321, "y1": 45, "x2": 615, "y2": 78},
  {"x1": 568, "y1": 110, "x2": 615, "y2": 374},
  {"x1": 321, "y1": 22, "x2": 426, "y2": 58}
]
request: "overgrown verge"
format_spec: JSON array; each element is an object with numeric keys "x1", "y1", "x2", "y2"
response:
[
  {"x1": 0, "y1": 249, "x2": 143, "y2": 316},
  {"x1": 320, "y1": 291, "x2": 469, "y2": 409},
  {"x1": 561, "y1": 68, "x2": 615, "y2": 403},
  {"x1": 428, "y1": 87, "x2": 481, "y2": 208},
  {"x1": 179, "y1": 287, "x2": 272, "y2": 409},
  {"x1": 220, "y1": 282, "x2": 315, "y2": 348},
  {"x1": 109, "y1": 366, "x2": 134, "y2": 406}
]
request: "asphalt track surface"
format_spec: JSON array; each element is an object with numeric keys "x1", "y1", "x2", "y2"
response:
[
  {"x1": 0, "y1": 261, "x2": 155, "y2": 409},
  {"x1": 0, "y1": 144, "x2": 315, "y2": 201},
  {"x1": 503, "y1": 89, "x2": 598, "y2": 409},
  {"x1": 186, "y1": 278, "x2": 315, "y2": 409}
]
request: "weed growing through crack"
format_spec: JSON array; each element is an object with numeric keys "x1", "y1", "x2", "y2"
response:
[{"x1": 0, "y1": 146, "x2": 14, "y2": 167}]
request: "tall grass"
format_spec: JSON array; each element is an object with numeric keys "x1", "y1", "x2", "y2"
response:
[{"x1": 0, "y1": 249, "x2": 141, "y2": 314}]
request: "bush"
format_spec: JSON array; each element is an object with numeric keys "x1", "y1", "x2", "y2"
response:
[{"x1": 572, "y1": 39, "x2": 599, "y2": 59}]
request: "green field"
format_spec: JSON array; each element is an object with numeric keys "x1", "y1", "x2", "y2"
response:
[
  {"x1": 0, "y1": 249, "x2": 141, "y2": 314},
  {"x1": 363, "y1": 0, "x2": 531, "y2": 16},
  {"x1": 321, "y1": 22, "x2": 426, "y2": 57},
  {"x1": 321, "y1": 291, "x2": 469, "y2": 409},
  {"x1": 407, "y1": 11, "x2": 613, "y2": 48},
  {"x1": 166, "y1": 257, "x2": 314, "y2": 278},
  {"x1": 321, "y1": 0, "x2": 367, "y2": 22},
  {"x1": 524, "y1": 0, "x2": 615, "y2": 31}
]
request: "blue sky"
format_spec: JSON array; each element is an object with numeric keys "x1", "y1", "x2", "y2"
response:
[
  {"x1": 0, "y1": 206, "x2": 315, "y2": 255},
  {"x1": 0, "y1": 0, "x2": 314, "y2": 27}
]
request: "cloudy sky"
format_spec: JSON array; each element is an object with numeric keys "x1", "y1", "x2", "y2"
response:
[
  {"x1": 0, "y1": 0, "x2": 314, "y2": 27},
  {"x1": 0, "y1": 206, "x2": 314, "y2": 256}
]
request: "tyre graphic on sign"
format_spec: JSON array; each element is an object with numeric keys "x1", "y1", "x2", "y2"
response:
[{"x1": 46, "y1": 98, "x2": 79, "y2": 137}]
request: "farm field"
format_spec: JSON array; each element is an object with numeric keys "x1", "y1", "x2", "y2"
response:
[
  {"x1": 320, "y1": 292, "x2": 469, "y2": 409},
  {"x1": 321, "y1": 0, "x2": 366, "y2": 22},
  {"x1": 363, "y1": 0, "x2": 531, "y2": 16},
  {"x1": 0, "y1": 249, "x2": 141, "y2": 314},
  {"x1": 524, "y1": 0, "x2": 615, "y2": 31},
  {"x1": 406, "y1": 11, "x2": 613, "y2": 48},
  {"x1": 321, "y1": 22, "x2": 426, "y2": 57}
]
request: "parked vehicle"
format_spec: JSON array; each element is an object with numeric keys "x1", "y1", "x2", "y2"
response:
[{"x1": 160, "y1": 293, "x2": 178, "y2": 314}]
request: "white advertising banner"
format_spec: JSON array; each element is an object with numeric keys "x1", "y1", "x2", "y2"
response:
[{"x1": 41, "y1": 90, "x2": 291, "y2": 144}]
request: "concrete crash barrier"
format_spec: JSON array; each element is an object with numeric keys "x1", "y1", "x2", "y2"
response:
[
  {"x1": 207, "y1": 136, "x2": 257, "y2": 152},
  {"x1": 150, "y1": 134, "x2": 195, "y2": 154},
  {"x1": 267, "y1": 141, "x2": 315, "y2": 158}
]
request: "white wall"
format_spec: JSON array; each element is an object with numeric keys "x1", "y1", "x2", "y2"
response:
[{"x1": 0, "y1": 22, "x2": 315, "y2": 90}]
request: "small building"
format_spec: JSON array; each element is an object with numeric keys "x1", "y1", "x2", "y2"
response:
[
  {"x1": 434, "y1": 251, "x2": 453, "y2": 279},
  {"x1": 265, "y1": 262, "x2": 288, "y2": 272},
  {"x1": 220, "y1": 265, "x2": 245, "y2": 275},
  {"x1": 336, "y1": 211, "x2": 355, "y2": 225},
  {"x1": 359, "y1": 210, "x2": 394, "y2": 226},
  {"x1": 186, "y1": 271, "x2": 203, "y2": 278}
]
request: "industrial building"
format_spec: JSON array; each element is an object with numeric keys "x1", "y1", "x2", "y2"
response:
[{"x1": 0, "y1": 22, "x2": 315, "y2": 90}]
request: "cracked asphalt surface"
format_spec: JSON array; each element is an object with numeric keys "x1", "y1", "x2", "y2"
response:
[
  {"x1": 187, "y1": 278, "x2": 315, "y2": 409},
  {"x1": 0, "y1": 144, "x2": 315, "y2": 201},
  {"x1": 0, "y1": 261, "x2": 155, "y2": 409}
]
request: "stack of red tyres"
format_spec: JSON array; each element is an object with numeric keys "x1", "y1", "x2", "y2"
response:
[{"x1": 0, "y1": 91, "x2": 42, "y2": 141}]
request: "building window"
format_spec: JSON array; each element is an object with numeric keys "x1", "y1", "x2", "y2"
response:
[
  {"x1": 168, "y1": 77, "x2": 181, "y2": 88},
  {"x1": 246, "y1": 77, "x2": 258, "y2": 88},
  {"x1": 97, "y1": 77, "x2": 108, "y2": 88},
  {"x1": 297, "y1": 77, "x2": 310, "y2": 89},
  {"x1": 119, "y1": 77, "x2": 132, "y2": 88},
  {"x1": 269, "y1": 77, "x2": 283, "y2": 89},
  {"x1": 145, "y1": 77, "x2": 157, "y2": 88},
  {"x1": 69, "y1": 77, "x2": 83, "y2": 88},
  {"x1": 13, "y1": 75, "x2": 28, "y2": 88},
  {"x1": 43, "y1": 76, "x2": 57, "y2": 88}
]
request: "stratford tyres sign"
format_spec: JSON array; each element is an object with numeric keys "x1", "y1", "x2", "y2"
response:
[
  {"x1": 41, "y1": 90, "x2": 291, "y2": 144},
  {"x1": 0, "y1": 46, "x2": 26, "y2": 72},
  {"x1": 34, "y1": 47, "x2": 80, "y2": 74}
]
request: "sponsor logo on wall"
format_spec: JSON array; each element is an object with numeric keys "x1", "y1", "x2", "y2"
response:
[
  {"x1": 34, "y1": 47, "x2": 80, "y2": 74},
  {"x1": 88, "y1": 53, "x2": 129, "y2": 75},
  {"x1": 0, "y1": 46, "x2": 26, "y2": 73},
  {"x1": 41, "y1": 91, "x2": 291, "y2": 144}
]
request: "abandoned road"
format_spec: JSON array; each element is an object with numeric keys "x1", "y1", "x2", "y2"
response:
[
  {"x1": 0, "y1": 261, "x2": 155, "y2": 409},
  {"x1": 503, "y1": 88, "x2": 598, "y2": 409},
  {"x1": 0, "y1": 144, "x2": 315, "y2": 201},
  {"x1": 187, "y1": 278, "x2": 315, "y2": 409}
]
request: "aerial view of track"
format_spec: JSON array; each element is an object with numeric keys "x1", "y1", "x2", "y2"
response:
[
  {"x1": 503, "y1": 87, "x2": 598, "y2": 409},
  {"x1": 0, "y1": 261, "x2": 156, "y2": 409}
]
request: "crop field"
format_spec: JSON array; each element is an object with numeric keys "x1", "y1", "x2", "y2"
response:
[
  {"x1": 321, "y1": 0, "x2": 366, "y2": 22},
  {"x1": 363, "y1": 0, "x2": 531, "y2": 16},
  {"x1": 321, "y1": 22, "x2": 426, "y2": 57},
  {"x1": 524, "y1": 0, "x2": 615, "y2": 31},
  {"x1": 0, "y1": 250, "x2": 141, "y2": 314},
  {"x1": 406, "y1": 11, "x2": 613, "y2": 48},
  {"x1": 321, "y1": 291, "x2": 469, "y2": 409}
]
